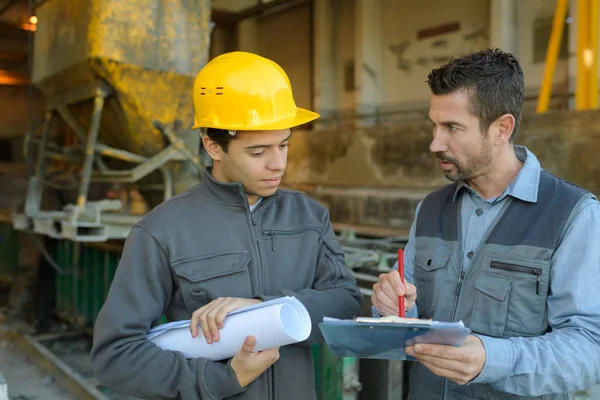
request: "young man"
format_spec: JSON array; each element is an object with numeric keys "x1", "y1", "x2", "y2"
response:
[
  {"x1": 372, "y1": 49, "x2": 600, "y2": 399},
  {"x1": 91, "y1": 51, "x2": 363, "y2": 400}
]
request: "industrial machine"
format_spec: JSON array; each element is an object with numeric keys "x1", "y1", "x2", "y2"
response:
[{"x1": 13, "y1": 0, "x2": 212, "y2": 242}]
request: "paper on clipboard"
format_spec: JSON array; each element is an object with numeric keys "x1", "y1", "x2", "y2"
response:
[{"x1": 318, "y1": 316, "x2": 470, "y2": 361}]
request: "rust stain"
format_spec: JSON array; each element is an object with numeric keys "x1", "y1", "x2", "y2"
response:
[{"x1": 305, "y1": 127, "x2": 353, "y2": 174}]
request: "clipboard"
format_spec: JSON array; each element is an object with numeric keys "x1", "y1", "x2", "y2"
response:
[{"x1": 318, "y1": 316, "x2": 470, "y2": 361}]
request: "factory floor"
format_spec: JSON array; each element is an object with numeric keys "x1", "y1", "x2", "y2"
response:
[
  {"x1": 1, "y1": 317, "x2": 600, "y2": 400},
  {"x1": 0, "y1": 340, "x2": 77, "y2": 400},
  {"x1": 1, "y1": 283, "x2": 599, "y2": 400}
]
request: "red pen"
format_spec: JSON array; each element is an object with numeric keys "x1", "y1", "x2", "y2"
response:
[{"x1": 398, "y1": 248, "x2": 405, "y2": 318}]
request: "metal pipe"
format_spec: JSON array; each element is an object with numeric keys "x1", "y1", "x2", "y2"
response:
[
  {"x1": 89, "y1": 146, "x2": 181, "y2": 183},
  {"x1": 76, "y1": 88, "x2": 106, "y2": 210},
  {"x1": 35, "y1": 112, "x2": 53, "y2": 179},
  {"x1": 576, "y1": 0, "x2": 591, "y2": 109},
  {"x1": 536, "y1": 0, "x2": 568, "y2": 113},
  {"x1": 32, "y1": 235, "x2": 70, "y2": 275},
  {"x1": 130, "y1": 146, "x2": 182, "y2": 181},
  {"x1": 56, "y1": 105, "x2": 123, "y2": 170},
  {"x1": 590, "y1": 0, "x2": 599, "y2": 108},
  {"x1": 159, "y1": 122, "x2": 204, "y2": 172},
  {"x1": 95, "y1": 144, "x2": 147, "y2": 163},
  {"x1": 160, "y1": 166, "x2": 173, "y2": 200}
]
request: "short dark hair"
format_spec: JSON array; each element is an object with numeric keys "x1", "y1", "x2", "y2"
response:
[
  {"x1": 427, "y1": 48, "x2": 524, "y2": 139},
  {"x1": 205, "y1": 128, "x2": 236, "y2": 152}
]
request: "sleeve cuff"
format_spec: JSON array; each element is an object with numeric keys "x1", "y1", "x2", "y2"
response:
[
  {"x1": 469, "y1": 335, "x2": 514, "y2": 385},
  {"x1": 253, "y1": 294, "x2": 282, "y2": 302},
  {"x1": 203, "y1": 359, "x2": 246, "y2": 399},
  {"x1": 371, "y1": 305, "x2": 381, "y2": 317}
]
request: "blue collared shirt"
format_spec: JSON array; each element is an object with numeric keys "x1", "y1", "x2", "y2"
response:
[{"x1": 381, "y1": 146, "x2": 600, "y2": 395}]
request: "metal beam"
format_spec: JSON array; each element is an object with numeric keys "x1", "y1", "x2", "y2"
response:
[
  {"x1": 590, "y1": 0, "x2": 599, "y2": 109},
  {"x1": 76, "y1": 87, "x2": 106, "y2": 210},
  {"x1": 536, "y1": 0, "x2": 568, "y2": 113},
  {"x1": 576, "y1": 0, "x2": 591, "y2": 109}
]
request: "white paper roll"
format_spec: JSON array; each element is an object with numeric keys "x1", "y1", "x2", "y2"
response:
[{"x1": 149, "y1": 297, "x2": 311, "y2": 361}]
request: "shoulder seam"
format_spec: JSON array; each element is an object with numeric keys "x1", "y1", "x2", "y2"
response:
[{"x1": 132, "y1": 225, "x2": 169, "y2": 262}]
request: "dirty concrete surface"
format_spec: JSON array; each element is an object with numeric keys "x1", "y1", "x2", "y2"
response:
[{"x1": 0, "y1": 339, "x2": 76, "y2": 400}]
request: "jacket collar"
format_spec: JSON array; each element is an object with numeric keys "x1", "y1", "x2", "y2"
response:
[
  {"x1": 197, "y1": 167, "x2": 279, "y2": 207},
  {"x1": 453, "y1": 145, "x2": 540, "y2": 203}
]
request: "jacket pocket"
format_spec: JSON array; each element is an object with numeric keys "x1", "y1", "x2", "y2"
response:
[
  {"x1": 490, "y1": 262, "x2": 542, "y2": 295},
  {"x1": 260, "y1": 226, "x2": 321, "y2": 291},
  {"x1": 171, "y1": 251, "x2": 252, "y2": 312},
  {"x1": 488, "y1": 254, "x2": 550, "y2": 336},
  {"x1": 470, "y1": 273, "x2": 511, "y2": 337},
  {"x1": 414, "y1": 246, "x2": 452, "y2": 318},
  {"x1": 262, "y1": 226, "x2": 321, "y2": 251}
]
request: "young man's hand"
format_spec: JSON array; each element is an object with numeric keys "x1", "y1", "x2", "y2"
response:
[
  {"x1": 190, "y1": 297, "x2": 263, "y2": 343},
  {"x1": 231, "y1": 336, "x2": 280, "y2": 388},
  {"x1": 371, "y1": 270, "x2": 417, "y2": 316}
]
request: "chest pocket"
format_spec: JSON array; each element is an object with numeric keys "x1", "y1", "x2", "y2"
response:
[
  {"x1": 171, "y1": 251, "x2": 252, "y2": 312},
  {"x1": 414, "y1": 246, "x2": 452, "y2": 319},
  {"x1": 260, "y1": 226, "x2": 321, "y2": 291},
  {"x1": 471, "y1": 253, "x2": 551, "y2": 337}
]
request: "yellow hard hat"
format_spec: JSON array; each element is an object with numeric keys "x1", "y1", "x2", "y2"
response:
[{"x1": 192, "y1": 51, "x2": 319, "y2": 131}]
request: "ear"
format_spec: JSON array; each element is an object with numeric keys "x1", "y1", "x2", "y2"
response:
[
  {"x1": 202, "y1": 136, "x2": 224, "y2": 162},
  {"x1": 494, "y1": 114, "x2": 515, "y2": 144}
]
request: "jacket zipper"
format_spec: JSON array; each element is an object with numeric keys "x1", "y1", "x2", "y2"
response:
[
  {"x1": 250, "y1": 211, "x2": 265, "y2": 295},
  {"x1": 491, "y1": 261, "x2": 542, "y2": 295},
  {"x1": 249, "y1": 194, "x2": 278, "y2": 294},
  {"x1": 454, "y1": 271, "x2": 465, "y2": 295},
  {"x1": 443, "y1": 196, "x2": 513, "y2": 399},
  {"x1": 450, "y1": 211, "x2": 464, "y2": 323},
  {"x1": 248, "y1": 195, "x2": 279, "y2": 400},
  {"x1": 262, "y1": 226, "x2": 321, "y2": 251}
]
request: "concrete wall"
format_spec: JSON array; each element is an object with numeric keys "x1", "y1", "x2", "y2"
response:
[
  {"x1": 381, "y1": 0, "x2": 490, "y2": 108},
  {"x1": 283, "y1": 109, "x2": 600, "y2": 235}
]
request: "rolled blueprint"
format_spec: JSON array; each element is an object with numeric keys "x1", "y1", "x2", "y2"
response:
[{"x1": 147, "y1": 296, "x2": 311, "y2": 361}]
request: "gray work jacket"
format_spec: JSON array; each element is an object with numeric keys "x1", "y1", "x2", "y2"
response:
[{"x1": 91, "y1": 168, "x2": 363, "y2": 399}]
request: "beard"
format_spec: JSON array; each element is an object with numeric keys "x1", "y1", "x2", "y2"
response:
[{"x1": 436, "y1": 139, "x2": 492, "y2": 182}]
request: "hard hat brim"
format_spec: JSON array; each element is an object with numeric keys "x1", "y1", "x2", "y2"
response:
[
  {"x1": 192, "y1": 107, "x2": 320, "y2": 131},
  {"x1": 289, "y1": 107, "x2": 320, "y2": 129}
]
